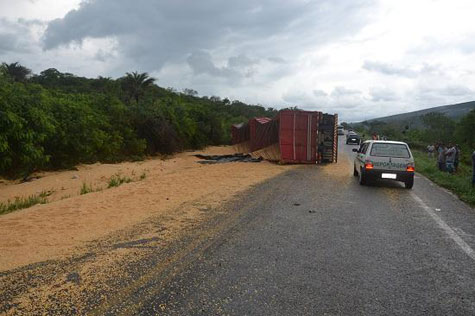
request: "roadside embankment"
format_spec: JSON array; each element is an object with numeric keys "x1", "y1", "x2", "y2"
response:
[
  {"x1": 0, "y1": 146, "x2": 295, "y2": 271},
  {"x1": 413, "y1": 151, "x2": 475, "y2": 206}
]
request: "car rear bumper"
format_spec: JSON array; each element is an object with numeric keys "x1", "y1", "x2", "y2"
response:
[
  {"x1": 347, "y1": 139, "x2": 360, "y2": 144},
  {"x1": 364, "y1": 169, "x2": 414, "y2": 182}
]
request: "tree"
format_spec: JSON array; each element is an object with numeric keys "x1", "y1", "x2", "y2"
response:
[
  {"x1": 420, "y1": 112, "x2": 455, "y2": 143},
  {"x1": 1, "y1": 62, "x2": 32, "y2": 82},
  {"x1": 455, "y1": 110, "x2": 475, "y2": 149},
  {"x1": 183, "y1": 88, "x2": 198, "y2": 96},
  {"x1": 340, "y1": 121, "x2": 350, "y2": 129},
  {"x1": 120, "y1": 71, "x2": 156, "y2": 103}
]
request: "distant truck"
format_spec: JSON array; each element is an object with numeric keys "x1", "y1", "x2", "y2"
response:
[{"x1": 337, "y1": 126, "x2": 344, "y2": 135}]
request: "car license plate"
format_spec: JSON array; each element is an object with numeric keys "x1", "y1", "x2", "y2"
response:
[{"x1": 381, "y1": 173, "x2": 397, "y2": 179}]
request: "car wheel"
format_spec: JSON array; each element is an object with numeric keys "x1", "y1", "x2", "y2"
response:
[
  {"x1": 405, "y1": 178, "x2": 414, "y2": 189},
  {"x1": 353, "y1": 166, "x2": 358, "y2": 177},
  {"x1": 358, "y1": 169, "x2": 366, "y2": 185}
]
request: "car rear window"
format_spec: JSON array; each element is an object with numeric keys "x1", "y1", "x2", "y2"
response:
[{"x1": 370, "y1": 143, "x2": 410, "y2": 158}]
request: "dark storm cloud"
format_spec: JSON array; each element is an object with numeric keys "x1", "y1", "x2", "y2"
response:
[
  {"x1": 187, "y1": 51, "x2": 239, "y2": 78},
  {"x1": 42, "y1": 0, "x2": 374, "y2": 72}
]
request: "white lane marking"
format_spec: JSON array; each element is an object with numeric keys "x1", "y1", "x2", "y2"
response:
[
  {"x1": 435, "y1": 208, "x2": 441, "y2": 212},
  {"x1": 411, "y1": 192, "x2": 475, "y2": 261}
]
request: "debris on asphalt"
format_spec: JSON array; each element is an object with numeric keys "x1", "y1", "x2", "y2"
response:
[
  {"x1": 66, "y1": 272, "x2": 81, "y2": 285},
  {"x1": 194, "y1": 153, "x2": 262, "y2": 164}
]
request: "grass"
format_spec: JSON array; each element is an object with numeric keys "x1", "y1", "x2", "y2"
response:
[
  {"x1": 413, "y1": 151, "x2": 475, "y2": 206},
  {"x1": 0, "y1": 191, "x2": 52, "y2": 215},
  {"x1": 107, "y1": 173, "x2": 132, "y2": 188},
  {"x1": 80, "y1": 182, "x2": 94, "y2": 195},
  {"x1": 140, "y1": 171, "x2": 147, "y2": 180},
  {"x1": 1, "y1": 170, "x2": 147, "y2": 215}
]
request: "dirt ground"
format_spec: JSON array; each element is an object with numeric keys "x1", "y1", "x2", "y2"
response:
[{"x1": 0, "y1": 146, "x2": 295, "y2": 272}]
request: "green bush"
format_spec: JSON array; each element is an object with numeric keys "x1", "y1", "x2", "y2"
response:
[
  {"x1": 0, "y1": 64, "x2": 276, "y2": 178},
  {"x1": 413, "y1": 151, "x2": 475, "y2": 206},
  {"x1": 80, "y1": 183, "x2": 94, "y2": 195},
  {"x1": 107, "y1": 174, "x2": 132, "y2": 188},
  {"x1": 0, "y1": 191, "x2": 51, "y2": 215}
]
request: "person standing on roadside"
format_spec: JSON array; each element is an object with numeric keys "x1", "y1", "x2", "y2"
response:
[
  {"x1": 472, "y1": 150, "x2": 475, "y2": 187},
  {"x1": 445, "y1": 143, "x2": 456, "y2": 174},
  {"x1": 454, "y1": 144, "x2": 460, "y2": 172},
  {"x1": 427, "y1": 144, "x2": 435, "y2": 158},
  {"x1": 437, "y1": 144, "x2": 446, "y2": 171}
]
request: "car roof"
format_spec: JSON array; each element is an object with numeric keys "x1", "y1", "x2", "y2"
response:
[{"x1": 362, "y1": 140, "x2": 408, "y2": 145}]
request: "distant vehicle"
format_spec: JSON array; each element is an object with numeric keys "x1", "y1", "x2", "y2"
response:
[
  {"x1": 346, "y1": 133, "x2": 360, "y2": 145},
  {"x1": 352, "y1": 140, "x2": 415, "y2": 189},
  {"x1": 337, "y1": 126, "x2": 344, "y2": 135}
]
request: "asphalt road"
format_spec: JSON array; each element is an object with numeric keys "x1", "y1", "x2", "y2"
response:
[
  {"x1": 3, "y1": 137, "x2": 475, "y2": 315},
  {"x1": 131, "y1": 137, "x2": 475, "y2": 315}
]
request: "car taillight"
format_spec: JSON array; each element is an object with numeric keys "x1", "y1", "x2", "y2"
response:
[
  {"x1": 406, "y1": 165, "x2": 415, "y2": 172},
  {"x1": 364, "y1": 162, "x2": 374, "y2": 169}
]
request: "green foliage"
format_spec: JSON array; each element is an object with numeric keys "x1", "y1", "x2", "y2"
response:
[
  {"x1": 80, "y1": 183, "x2": 94, "y2": 195},
  {"x1": 455, "y1": 110, "x2": 475, "y2": 149},
  {"x1": 120, "y1": 71, "x2": 156, "y2": 103},
  {"x1": 1, "y1": 62, "x2": 32, "y2": 82},
  {"x1": 107, "y1": 173, "x2": 132, "y2": 188},
  {"x1": 355, "y1": 111, "x2": 474, "y2": 160},
  {"x1": 413, "y1": 151, "x2": 475, "y2": 206},
  {"x1": 0, "y1": 63, "x2": 277, "y2": 178},
  {"x1": 420, "y1": 112, "x2": 456, "y2": 143},
  {"x1": 0, "y1": 191, "x2": 50, "y2": 215}
]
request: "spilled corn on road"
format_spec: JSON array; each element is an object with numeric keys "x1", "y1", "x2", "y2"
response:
[{"x1": 2, "y1": 139, "x2": 475, "y2": 315}]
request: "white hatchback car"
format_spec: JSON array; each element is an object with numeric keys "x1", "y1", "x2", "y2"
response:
[{"x1": 353, "y1": 140, "x2": 415, "y2": 189}]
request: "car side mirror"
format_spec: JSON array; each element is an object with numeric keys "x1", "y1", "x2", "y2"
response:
[{"x1": 352, "y1": 148, "x2": 358, "y2": 152}]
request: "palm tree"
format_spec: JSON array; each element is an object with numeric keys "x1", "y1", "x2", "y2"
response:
[
  {"x1": 121, "y1": 71, "x2": 156, "y2": 103},
  {"x1": 1, "y1": 62, "x2": 32, "y2": 82}
]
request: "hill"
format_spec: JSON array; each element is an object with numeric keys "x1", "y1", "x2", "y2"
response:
[{"x1": 363, "y1": 101, "x2": 475, "y2": 126}]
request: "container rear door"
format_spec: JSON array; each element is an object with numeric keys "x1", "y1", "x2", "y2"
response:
[{"x1": 279, "y1": 111, "x2": 317, "y2": 163}]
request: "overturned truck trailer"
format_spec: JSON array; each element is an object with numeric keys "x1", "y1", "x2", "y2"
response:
[{"x1": 231, "y1": 110, "x2": 338, "y2": 164}]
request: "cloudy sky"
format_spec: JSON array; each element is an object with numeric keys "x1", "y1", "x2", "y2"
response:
[{"x1": 1, "y1": 0, "x2": 475, "y2": 121}]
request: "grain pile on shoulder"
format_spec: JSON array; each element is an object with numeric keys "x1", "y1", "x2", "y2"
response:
[{"x1": 0, "y1": 146, "x2": 294, "y2": 271}]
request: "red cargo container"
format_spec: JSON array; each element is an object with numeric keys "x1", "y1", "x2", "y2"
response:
[
  {"x1": 279, "y1": 110, "x2": 320, "y2": 164},
  {"x1": 249, "y1": 117, "x2": 275, "y2": 152},
  {"x1": 230, "y1": 110, "x2": 337, "y2": 164},
  {"x1": 231, "y1": 122, "x2": 249, "y2": 145}
]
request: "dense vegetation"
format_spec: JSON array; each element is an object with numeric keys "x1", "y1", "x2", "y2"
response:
[
  {"x1": 0, "y1": 62, "x2": 276, "y2": 178},
  {"x1": 351, "y1": 111, "x2": 475, "y2": 204},
  {"x1": 412, "y1": 151, "x2": 474, "y2": 206},
  {"x1": 352, "y1": 111, "x2": 475, "y2": 165}
]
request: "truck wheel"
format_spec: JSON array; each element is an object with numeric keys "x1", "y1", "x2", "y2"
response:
[
  {"x1": 353, "y1": 166, "x2": 358, "y2": 177},
  {"x1": 358, "y1": 169, "x2": 366, "y2": 185},
  {"x1": 405, "y1": 178, "x2": 414, "y2": 189}
]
